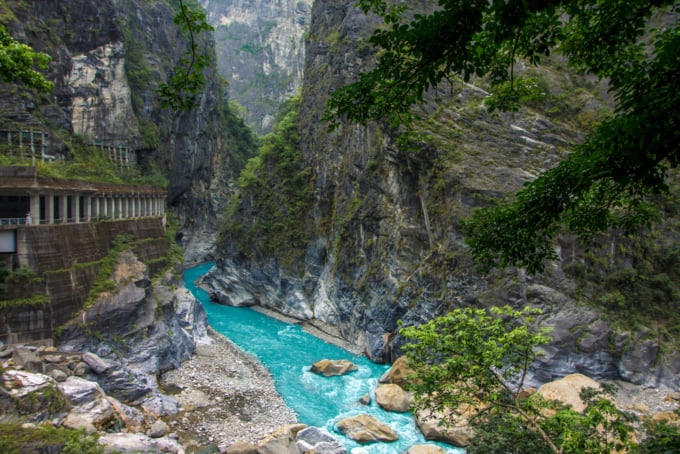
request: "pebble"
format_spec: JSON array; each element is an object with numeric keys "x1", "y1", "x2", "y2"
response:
[{"x1": 160, "y1": 329, "x2": 298, "y2": 449}]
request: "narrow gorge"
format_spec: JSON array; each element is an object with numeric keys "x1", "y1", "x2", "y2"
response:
[{"x1": 0, "y1": 0, "x2": 679, "y2": 453}]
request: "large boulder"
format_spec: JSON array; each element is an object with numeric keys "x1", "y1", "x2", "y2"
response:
[
  {"x1": 537, "y1": 373, "x2": 602, "y2": 413},
  {"x1": 415, "y1": 407, "x2": 475, "y2": 448},
  {"x1": 58, "y1": 376, "x2": 102, "y2": 405},
  {"x1": 375, "y1": 383, "x2": 411, "y2": 412},
  {"x1": 296, "y1": 426, "x2": 346, "y2": 453},
  {"x1": 336, "y1": 414, "x2": 398, "y2": 444},
  {"x1": 311, "y1": 359, "x2": 358, "y2": 377},
  {"x1": 257, "y1": 424, "x2": 307, "y2": 454},
  {"x1": 379, "y1": 355, "x2": 415, "y2": 387}
]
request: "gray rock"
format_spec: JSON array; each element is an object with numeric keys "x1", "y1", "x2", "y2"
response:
[
  {"x1": 58, "y1": 376, "x2": 102, "y2": 405},
  {"x1": 48, "y1": 368, "x2": 69, "y2": 382},
  {"x1": 148, "y1": 419, "x2": 169, "y2": 438},
  {"x1": 141, "y1": 393, "x2": 180, "y2": 417},
  {"x1": 73, "y1": 361, "x2": 91, "y2": 377},
  {"x1": 2, "y1": 370, "x2": 55, "y2": 397},
  {"x1": 12, "y1": 347, "x2": 42, "y2": 373},
  {"x1": 296, "y1": 427, "x2": 346, "y2": 453},
  {"x1": 98, "y1": 432, "x2": 185, "y2": 454},
  {"x1": 82, "y1": 352, "x2": 112, "y2": 374}
]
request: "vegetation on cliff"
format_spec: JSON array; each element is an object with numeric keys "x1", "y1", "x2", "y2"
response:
[
  {"x1": 327, "y1": 0, "x2": 680, "y2": 275},
  {"x1": 219, "y1": 94, "x2": 315, "y2": 273}
]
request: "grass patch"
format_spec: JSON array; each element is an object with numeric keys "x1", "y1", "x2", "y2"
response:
[{"x1": 0, "y1": 423, "x2": 103, "y2": 454}]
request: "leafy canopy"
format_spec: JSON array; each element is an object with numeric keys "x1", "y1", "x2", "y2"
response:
[
  {"x1": 157, "y1": 0, "x2": 214, "y2": 111},
  {"x1": 400, "y1": 306, "x2": 635, "y2": 454},
  {"x1": 326, "y1": 0, "x2": 680, "y2": 273},
  {"x1": 0, "y1": 25, "x2": 53, "y2": 92}
]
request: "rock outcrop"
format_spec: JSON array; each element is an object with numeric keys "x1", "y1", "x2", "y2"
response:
[{"x1": 56, "y1": 250, "x2": 209, "y2": 406}]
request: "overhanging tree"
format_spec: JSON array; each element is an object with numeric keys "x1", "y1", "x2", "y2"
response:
[
  {"x1": 325, "y1": 0, "x2": 680, "y2": 273},
  {"x1": 400, "y1": 306, "x2": 635, "y2": 454}
]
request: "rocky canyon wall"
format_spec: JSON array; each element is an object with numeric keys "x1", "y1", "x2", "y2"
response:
[
  {"x1": 199, "y1": 0, "x2": 312, "y2": 134},
  {"x1": 207, "y1": 0, "x2": 680, "y2": 389}
]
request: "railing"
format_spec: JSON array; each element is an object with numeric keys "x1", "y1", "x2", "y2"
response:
[{"x1": 0, "y1": 218, "x2": 28, "y2": 225}]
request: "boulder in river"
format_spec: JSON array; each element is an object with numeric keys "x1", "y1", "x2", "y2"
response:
[
  {"x1": 375, "y1": 383, "x2": 411, "y2": 412},
  {"x1": 310, "y1": 359, "x2": 358, "y2": 377},
  {"x1": 336, "y1": 414, "x2": 398, "y2": 443},
  {"x1": 379, "y1": 355, "x2": 415, "y2": 387},
  {"x1": 296, "y1": 426, "x2": 346, "y2": 453}
]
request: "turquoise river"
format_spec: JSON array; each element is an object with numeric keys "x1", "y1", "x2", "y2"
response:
[{"x1": 185, "y1": 263, "x2": 463, "y2": 453}]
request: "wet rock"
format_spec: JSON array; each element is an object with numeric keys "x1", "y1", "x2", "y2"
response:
[
  {"x1": 379, "y1": 356, "x2": 415, "y2": 387},
  {"x1": 296, "y1": 426, "x2": 346, "y2": 453},
  {"x1": 375, "y1": 383, "x2": 411, "y2": 412},
  {"x1": 336, "y1": 414, "x2": 398, "y2": 444},
  {"x1": 358, "y1": 394, "x2": 371, "y2": 405},
  {"x1": 310, "y1": 359, "x2": 358, "y2": 377}
]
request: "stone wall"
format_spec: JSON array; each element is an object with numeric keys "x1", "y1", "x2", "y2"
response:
[{"x1": 1, "y1": 218, "x2": 168, "y2": 343}]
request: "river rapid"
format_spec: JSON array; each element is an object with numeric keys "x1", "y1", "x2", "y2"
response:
[{"x1": 185, "y1": 263, "x2": 462, "y2": 453}]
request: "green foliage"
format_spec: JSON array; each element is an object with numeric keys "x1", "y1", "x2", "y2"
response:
[
  {"x1": 635, "y1": 420, "x2": 680, "y2": 454},
  {"x1": 158, "y1": 0, "x2": 214, "y2": 111},
  {"x1": 0, "y1": 24, "x2": 53, "y2": 92},
  {"x1": 400, "y1": 306, "x2": 635, "y2": 453},
  {"x1": 0, "y1": 423, "x2": 102, "y2": 454},
  {"x1": 84, "y1": 234, "x2": 132, "y2": 307},
  {"x1": 220, "y1": 94, "x2": 314, "y2": 272},
  {"x1": 327, "y1": 0, "x2": 680, "y2": 274},
  {"x1": 1, "y1": 266, "x2": 45, "y2": 302},
  {"x1": 25, "y1": 134, "x2": 167, "y2": 187}
]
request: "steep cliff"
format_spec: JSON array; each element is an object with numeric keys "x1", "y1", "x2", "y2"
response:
[
  {"x1": 0, "y1": 0, "x2": 246, "y2": 264},
  {"x1": 198, "y1": 0, "x2": 312, "y2": 134},
  {"x1": 208, "y1": 0, "x2": 680, "y2": 388}
]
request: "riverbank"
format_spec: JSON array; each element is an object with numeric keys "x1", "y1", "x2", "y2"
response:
[
  {"x1": 160, "y1": 327, "x2": 298, "y2": 452},
  {"x1": 162, "y1": 303, "x2": 679, "y2": 453}
]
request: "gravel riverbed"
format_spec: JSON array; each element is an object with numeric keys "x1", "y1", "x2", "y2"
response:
[{"x1": 160, "y1": 327, "x2": 298, "y2": 453}]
